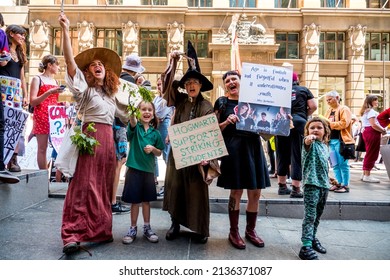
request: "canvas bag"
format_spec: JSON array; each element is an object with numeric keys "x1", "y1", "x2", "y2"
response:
[{"x1": 54, "y1": 124, "x2": 79, "y2": 178}]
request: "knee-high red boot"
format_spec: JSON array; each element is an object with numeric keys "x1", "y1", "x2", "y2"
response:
[
  {"x1": 245, "y1": 211, "x2": 264, "y2": 247},
  {"x1": 228, "y1": 209, "x2": 246, "y2": 249}
]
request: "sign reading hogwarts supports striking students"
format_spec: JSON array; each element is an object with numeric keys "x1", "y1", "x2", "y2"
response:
[
  {"x1": 236, "y1": 63, "x2": 293, "y2": 136},
  {"x1": 168, "y1": 113, "x2": 228, "y2": 170}
]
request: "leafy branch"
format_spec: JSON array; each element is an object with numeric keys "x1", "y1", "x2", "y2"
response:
[
  {"x1": 70, "y1": 122, "x2": 100, "y2": 155},
  {"x1": 122, "y1": 83, "x2": 154, "y2": 119}
]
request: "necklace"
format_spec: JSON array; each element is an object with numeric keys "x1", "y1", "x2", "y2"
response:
[{"x1": 9, "y1": 49, "x2": 18, "y2": 61}]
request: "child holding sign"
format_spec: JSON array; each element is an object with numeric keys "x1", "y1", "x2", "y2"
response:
[{"x1": 121, "y1": 101, "x2": 164, "y2": 244}]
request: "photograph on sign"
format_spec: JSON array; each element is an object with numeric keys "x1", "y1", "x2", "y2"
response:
[
  {"x1": 237, "y1": 62, "x2": 293, "y2": 136},
  {"x1": 168, "y1": 113, "x2": 228, "y2": 170}
]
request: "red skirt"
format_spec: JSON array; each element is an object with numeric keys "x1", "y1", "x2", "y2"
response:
[{"x1": 61, "y1": 123, "x2": 116, "y2": 245}]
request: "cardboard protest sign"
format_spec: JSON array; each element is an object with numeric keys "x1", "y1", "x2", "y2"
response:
[
  {"x1": 48, "y1": 105, "x2": 68, "y2": 152},
  {"x1": 237, "y1": 63, "x2": 293, "y2": 136},
  {"x1": 168, "y1": 113, "x2": 228, "y2": 170},
  {"x1": 3, "y1": 107, "x2": 28, "y2": 164}
]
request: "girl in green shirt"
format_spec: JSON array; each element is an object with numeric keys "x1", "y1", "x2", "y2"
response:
[{"x1": 299, "y1": 117, "x2": 331, "y2": 260}]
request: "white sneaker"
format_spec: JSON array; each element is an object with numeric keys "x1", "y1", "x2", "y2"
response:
[
  {"x1": 286, "y1": 178, "x2": 292, "y2": 184},
  {"x1": 362, "y1": 175, "x2": 380, "y2": 183},
  {"x1": 360, "y1": 174, "x2": 364, "y2": 181}
]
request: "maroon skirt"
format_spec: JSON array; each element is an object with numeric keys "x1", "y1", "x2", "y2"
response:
[{"x1": 61, "y1": 123, "x2": 116, "y2": 245}]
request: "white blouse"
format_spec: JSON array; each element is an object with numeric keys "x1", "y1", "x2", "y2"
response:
[{"x1": 65, "y1": 68, "x2": 116, "y2": 125}]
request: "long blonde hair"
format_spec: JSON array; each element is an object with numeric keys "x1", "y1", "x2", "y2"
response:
[{"x1": 359, "y1": 94, "x2": 378, "y2": 116}]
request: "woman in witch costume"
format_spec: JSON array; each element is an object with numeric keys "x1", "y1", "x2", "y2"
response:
[
  {"x1": 162, "y1": 42, "x2": 214, "y2": 243},
  {"x1": 59, "y1": 12, "x2": 120, "y2": 254}
]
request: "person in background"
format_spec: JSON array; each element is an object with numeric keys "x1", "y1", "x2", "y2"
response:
[
  {"x1": 120, "y1": 54, "x2": 145, "y2": 84},
  {"x1": 299, "y1": 117, "x2": 331, "y2": 260},
  {"x1": 121, "y1": 100, "x2": 164, "y2": 244},
  {"x1": 0, "y1": 13, "x2": 10, "y2": 61},
  {"x1": 59, "y1": 12, "x2": 120, "y2": 254},
  {"x1": 0, "y1": 24, "x2": 28, "y2": 173},
  {"x1": 153, "y1": 77, "x2": 174, "y2": 196},
  {"x1": 215, "y1": 70, "x2": 270, "y2": 250},
  {"x1": 29, "y1": 54, "x2": 65, "y2": 169},
  {"x1": 324, "y1": 90, "x2": 354, "y2": 193},
  {"x1": 0, "y1": 17, "x2": 20, "y2": 184},
  {"x1": 276, "y1": 72, "x2": 317, "y2": 198},
  {"x1": 359, "y1": 95, "x2": 387, "y2": 183}
]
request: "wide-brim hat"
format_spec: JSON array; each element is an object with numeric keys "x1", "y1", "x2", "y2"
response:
[
  {"x1": 74, "y1": 47, "x2": 121, "y2": 77},
  {"x1": 179, "y1": 70, "x2": 213, "y2": 92}
]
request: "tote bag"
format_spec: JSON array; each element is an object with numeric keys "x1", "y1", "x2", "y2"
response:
[{"x1": 55, "y1": 124, "x2": 79, "y2": 178}]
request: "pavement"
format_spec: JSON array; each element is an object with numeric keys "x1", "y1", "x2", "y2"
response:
[{"x1": 0, "y1": 159, "x2": 390, "y2": 261}]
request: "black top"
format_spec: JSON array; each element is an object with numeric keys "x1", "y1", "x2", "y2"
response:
[
  {"x1": 291, "y1": 84, "x2": 314, "y2": 120},
  {"x1": 0, "y1": 59, "x2": 22, "y2": 79}
]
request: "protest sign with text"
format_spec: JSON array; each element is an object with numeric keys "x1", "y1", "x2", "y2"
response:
[
  {"x1": 48, "y1": 105, "x2": 68, "y2": 153},
  {"x1": 168, "y1": 113, "x2": 228, "y2": 170},
  {"x1": 3, "y1": 107, "x2": 28, "y2": 164},
  {"x1": 237, "y1": 63, "x2": 293, "y2": 136}
]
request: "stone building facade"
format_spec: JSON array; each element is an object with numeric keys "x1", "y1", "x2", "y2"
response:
[{"x1": 1, "y1": 0, "x2": 389, "y2": 115}]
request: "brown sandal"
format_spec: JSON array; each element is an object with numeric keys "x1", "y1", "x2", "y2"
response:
[{"x1": 334, "y1": 186, "x2": 350, "y2": 193}]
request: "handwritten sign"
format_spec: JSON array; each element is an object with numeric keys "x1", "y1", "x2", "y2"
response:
[
  {"x1": 168, "y1": 113, "x2": 228, "y2": 170},
  {"x1": 3, "y1": 107, "x2": 28, "y2": 164},
  {"x1": 236, "y1": 63, "x2": 293, "y2": 136},
  {"x1": 48, "y1": 105, "x2": 68, "y2": 153}
]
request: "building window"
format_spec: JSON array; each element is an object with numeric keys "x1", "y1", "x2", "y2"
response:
[
  {"x1": 53, "y1": 28, "x2": 79, "y2": 56},
  {"x1": 96, "y1": 29, "x2": 123, "y2": 56},
  {"x1": 187, "y1": 0, "x2": 212, "y2": 7},
  {"x1": 140, "y1": 29, "x2": 167, "y2": 57},
  {"x1": 229, "y1": 0, "x2": 256, "y2": 7},
  {"x1": 318, "y1": 76, "x2": 345, "y2": 116},
  {"x1": 141, "y1": 0, "x2": 168, "y2": 4},
  {"x1": 15, "y1": 0, "x2": 29, "y2": 5},
  {"x1": 184, "y1": 31, "x2": 209, "y2": 58},
  {"x1": 365, "y1": 33, "x2": 389, "y2": 61},
  {"x1": 365, "y1": 77, "x2": 388, "y2": 111},
  {"x1": 275, "y1": 32, "x2": 299, "y2": 59},
  {"x1": 274, "y1": 0, "x2": 297, "y2": 8},
  {"x1": 320, "y1": 0, "x2": 345, "y2": 7},
  {"x1": 367, "y1": 0, "x2": 390, "y2": 8},
  {"x1": 319, "y1": 32, "x2": 345, "y2": 60}
]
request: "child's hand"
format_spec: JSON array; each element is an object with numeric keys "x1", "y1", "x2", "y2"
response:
[
  {"x1": 144, "y1": 144, "x2": 154, "y2": 154},
  {"x1": 304, "y1": 134, "x2": 316, "y2": 145}
]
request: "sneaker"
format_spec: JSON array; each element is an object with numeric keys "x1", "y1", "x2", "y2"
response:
[
  {"x1": 0, "y1": 170, "x2": 20, "y2": 184},
  {"x1": 157, "y1": 187, "x2": 164, "y2": 197},
  {"x1": 360, "y1": 174, "x2": 364, "y2": 181},
  {"x1": 143, "y1": 225, "x2": 159, "y2": 243},
  {"x1": 362, "y1": 175, "x2": 380, "y2": 183},
  {"x1": 112, "y1": 202, "x2": 130, "y2": 213},
  {"x1": 122, "y1": 226, "x2": 137, "y2": 244},
  {"x1": 286, "y1": 178, "x2": 292, "y2": 184}
]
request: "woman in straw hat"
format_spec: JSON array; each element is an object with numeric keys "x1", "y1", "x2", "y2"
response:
[{"x1": 58, "y1": 12, "x2": 121, "y2": 255}]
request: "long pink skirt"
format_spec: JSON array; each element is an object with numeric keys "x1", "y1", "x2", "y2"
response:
[{"x1": 61, "y1": 123, "x2": 115, "y2": 245}]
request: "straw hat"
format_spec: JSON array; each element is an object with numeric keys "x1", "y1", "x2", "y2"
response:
[{"x1": 74, "y1": 47, "x2": 121, "y2": 77}]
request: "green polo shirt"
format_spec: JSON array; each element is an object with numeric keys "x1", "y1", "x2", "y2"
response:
[{"x1": 126, "y1": 122, "x2": 164, "y2": 173}]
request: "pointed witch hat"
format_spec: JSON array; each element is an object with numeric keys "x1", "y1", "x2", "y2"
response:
[{"x1": 179, "y1": 41, "x2": 213, "y2": 92}]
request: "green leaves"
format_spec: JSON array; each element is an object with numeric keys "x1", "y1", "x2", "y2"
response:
[
  {"x1": 70, "y1": 122, "x2": 100, "y2": 155},
  {"x1": 122, "y1": 83, "x2": 154, "y2": 119}
]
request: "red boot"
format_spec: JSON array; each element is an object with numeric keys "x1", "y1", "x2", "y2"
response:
[
  {"x1": 245, "y1": 211, "x2": 265, "y2": 247},
  {"x1": 228, "y1": 209, "x2": 246, "y2": 249}
]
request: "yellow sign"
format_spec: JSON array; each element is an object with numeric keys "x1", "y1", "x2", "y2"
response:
[{"x1": 168, "y1": 113, "x2": 228, "y2": 170}]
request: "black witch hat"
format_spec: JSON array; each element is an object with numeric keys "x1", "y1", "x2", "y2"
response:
[{"x1": 179, "y1": 41, "x2": 213, "y2": 92}]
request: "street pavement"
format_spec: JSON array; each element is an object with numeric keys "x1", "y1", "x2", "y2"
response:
[{"x1": 0, "y1": 160, "x2": 389, "y2": 261}]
